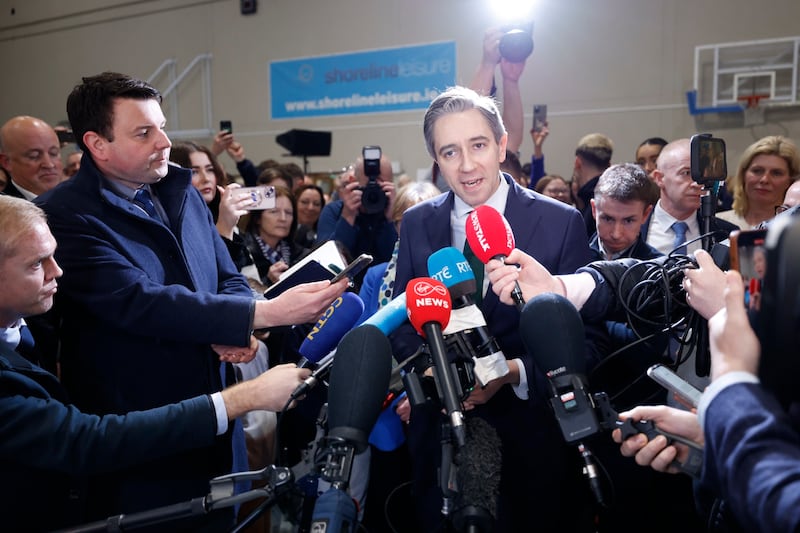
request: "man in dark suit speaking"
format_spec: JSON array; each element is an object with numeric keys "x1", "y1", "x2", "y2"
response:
[{"x1": 391, "y1": 86, "x2": 594, "y2": 531}]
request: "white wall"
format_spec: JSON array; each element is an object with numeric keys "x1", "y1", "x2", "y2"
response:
[{"x1": 2, "y1": 0, "x2": 799, "y2": 180}]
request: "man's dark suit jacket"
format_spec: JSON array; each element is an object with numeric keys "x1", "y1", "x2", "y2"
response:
[
  {"x1": 701, "y1": 382, "x2": 800, "y2": 531},
  {"x1": 1, "y1": 179, "x2": 27, "y2": 199},
  {"x1": 391, "y1": 174, "x2": 596, "y2": 531},
  {"x1": 0, "y1": 342, "x2": 217, "y2": 531},
  {"x1": 35, "y1": 155, "x2": 254, "y2": 520}
]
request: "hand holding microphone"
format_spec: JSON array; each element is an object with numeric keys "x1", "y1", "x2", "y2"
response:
[
  {"x1": 465, "y1": 205, "x2": 525, "y2": 309},
  {"x1": 486, "y1": 248, "x2": 565, "y2": 305}
]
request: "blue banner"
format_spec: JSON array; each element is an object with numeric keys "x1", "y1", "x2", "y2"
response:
[{"x1": 270, "y1": 42, "x2": 456, "y2": 119}]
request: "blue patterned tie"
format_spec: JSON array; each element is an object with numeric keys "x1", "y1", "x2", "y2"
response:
[
  {"x1": 134, "y1": 188, "x2": 161, "y2": 221},
  {"x1": 671, "y1": 221, "x2": 688, "y2": 255}
]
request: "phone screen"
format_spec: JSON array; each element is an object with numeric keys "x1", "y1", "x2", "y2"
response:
[
  {"x1": 730, "y1": 229, "x2": 767, "y2": 312},
  {"x1": 330, "y1": 254, "x2": 373, "y2": 284},
  {"x1": 532, "y1": 104, "x2": 547, "y2": 132},
  {"x1": 236, "y1": 186, "x2": 275, "y2": 210},
  {"x1": 220, "y1": 120, "x2": 232, "y2": 134}
]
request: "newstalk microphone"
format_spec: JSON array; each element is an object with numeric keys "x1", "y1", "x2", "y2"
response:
[
  {"x1": 427, "y1": 247, "x2": 509, "y2": 386},
  {"x1": 310, "y1": 324, "x2": 393, "y2": 533},
  {"x1": 519, "y1": 292, "x2": 606, "y2": 506},
  {"x1": 405, "y1": 277, "x2": 467, "y2": 448},
  {"x1": 465, "y1": 204, "x2": 525, "y2": 309}
]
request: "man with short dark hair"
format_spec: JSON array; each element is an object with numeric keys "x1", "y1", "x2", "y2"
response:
[
  {"x1": 392, "y1": 86, "x2": 593, "y2": 531},
  {"x1": 35, "y1": 71, "x2": 346, "y2": 526},
  {"x1": 590, "y1": 163, "x2": 661, "y2": 261}
]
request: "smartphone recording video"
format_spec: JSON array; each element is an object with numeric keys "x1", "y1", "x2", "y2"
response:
[
  {"x1": 690, "y1": 133, "x2": 727, "y2": 184},
  {"x1": 236, "y1": 185, "x2": 276, "y2": 211},
  {"x1": 532, "y1": 104, "x2": 547, "y2": 133},
  {"x1": 729, "y1": 229, "x2": 767, "y2": 313}
]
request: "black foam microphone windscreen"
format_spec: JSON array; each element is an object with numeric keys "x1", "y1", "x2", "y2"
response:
[
  {"x1": 452, "y1": 417, "x2": 502, "y2": 532},
  {"x1": 520, "y1": 292, "x2": 587, "y2": 376},
  {"x1": 326, "y1": 324, "x2": 393, "y2": 453}
]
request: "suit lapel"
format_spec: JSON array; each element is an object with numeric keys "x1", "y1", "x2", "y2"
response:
[{"x1": 428, "y1": 192, "x2": 454, "y2": 252}]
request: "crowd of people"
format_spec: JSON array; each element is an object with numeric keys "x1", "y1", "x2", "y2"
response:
[{"x1": 2, "y1": 26, "x2": 800, "y2": 533}]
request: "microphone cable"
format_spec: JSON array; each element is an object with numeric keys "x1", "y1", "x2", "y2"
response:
[{"x1": 591, "y1": 229, "x2": 727, "y2": 402}]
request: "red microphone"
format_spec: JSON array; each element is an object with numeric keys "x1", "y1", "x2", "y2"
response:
[
  {"x1": 406, "y1": 277, "x2": 466, "y2": 447},
  {"x1": 465, "y1": 205, "x2": 525, "y2": 308},
  {"x1": 749, "y1": 277, "x2": 761, "y2": 296}
]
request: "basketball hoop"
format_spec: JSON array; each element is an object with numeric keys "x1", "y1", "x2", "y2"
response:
[{"x1": 738, "y1": 94, "x2": 768, "y2": 126}]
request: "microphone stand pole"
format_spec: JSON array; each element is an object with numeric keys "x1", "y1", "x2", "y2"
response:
[
  {"x1": 695, "y1": 184, "x2": 718, "y2": 376},
  {"x1": 58, "y1": 466, "x2": 294, "y2": 533}
]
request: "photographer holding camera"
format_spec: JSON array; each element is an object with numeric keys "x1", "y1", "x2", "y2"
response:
[{"x1": 316, "y1": 146, "x2": 398, "y2": 269}]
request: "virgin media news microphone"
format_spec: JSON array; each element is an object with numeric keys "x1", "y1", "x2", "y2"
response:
[
  {"x1": 298, "y1": 292, "x2": 365, "y2": 367},
  {"x1": 465, "y1": 204, "x2": 525, "y2": 309},
  {"x1": 311, "y1": 324, "x2": 393, "y2": 533},
  {"x1": 406, "y1": 277, "x2": 467, "y2": 447},
  {"x1": 519, "y1": 292, "x2": 606, "y2": 505},
  {"x1": 427, "y1": 247, "x2": 509, "y2": 385}
]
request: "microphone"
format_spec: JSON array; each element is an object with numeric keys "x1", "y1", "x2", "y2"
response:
[
  {"x1": 298, "y1": 292, "x2": 365, "y2": 367},
  {"x1": 452, "y1": 417, "x2": 502, "y2": 533},
  {"x1": 290, "y1": 351, "x2": 337, "y2": 401},
  {"x1": 406, "y1": 277, "x2": 467, "y2": 448},
  {"x1": 428, "y1": 247, "x2": 510, "y2": 386},
  {"x1": 518, "y1": 292, "x2": 606, "y2": 506},
  {"x1": 311, "y1": 324, "x2": 393, "y2": 533},
  {"x1": 360, "y1": 292, "x2": 408, "y2": 335},
  {"x1": 465, "y1": 204, "x2": 525, "y2": 309}
]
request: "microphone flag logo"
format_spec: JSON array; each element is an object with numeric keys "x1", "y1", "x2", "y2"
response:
[
  {"x1": 406, "y1": 277, "x2": 452, "y2": 336},
  {"x1": 466, "y1": 205, "x2": 515, "y2": 263}
]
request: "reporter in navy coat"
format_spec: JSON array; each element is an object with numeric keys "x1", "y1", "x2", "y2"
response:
[
  {"x1": 0, "y1": 195, "x2": 314, "y2": 530},
  {"x1": 391, "y1": 86, "x2": 595, "y2": 531},
  {"x1": 34, "y1": 72, "x2": 346, "y2": 526}
]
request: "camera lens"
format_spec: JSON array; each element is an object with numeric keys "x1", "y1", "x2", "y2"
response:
[
  {"x1": 360, "y1": 181, "x2": 387, "y2": 215},
  {"x1": 499, "y1": 29, "x2": 534, "y2": 63}
]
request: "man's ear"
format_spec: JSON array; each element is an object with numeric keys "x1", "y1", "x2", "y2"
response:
[
  {"x1": 590, "y1": 198, "x2": 597, "y2": 220},
  {"x1": 498, "y1": 133, "x2": 508, "y2": 162},
  {"x1": 0, "y1": 153, "x2": 9, "y2": 172},
  {"x1": 652, "y1": 168, "x2": 665, "y2": 189},
  {"x1": 642, "y1": 203, "x2": 654, "y2": 220},
  {"x1": 82, "y1": 131, "x2": 107, "y2": 162}
]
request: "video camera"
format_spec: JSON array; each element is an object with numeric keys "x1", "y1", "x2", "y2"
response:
[{"x1": 360, "y1": 145, "x2": 388, "y2": 215}]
